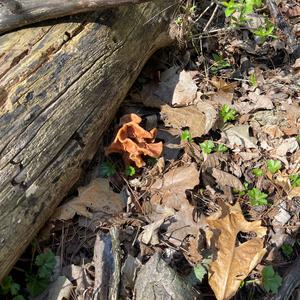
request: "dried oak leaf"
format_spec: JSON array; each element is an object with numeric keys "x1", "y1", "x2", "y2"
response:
[
  {"x1": 207, "y1": 202, "x2": 267, "y2": 300},
  {"x1": 106, "y1": 114, "x2": 163, "y2": 168},
  {"x1": 52, "y1": 178, "x2": 125, "y2": 221}
]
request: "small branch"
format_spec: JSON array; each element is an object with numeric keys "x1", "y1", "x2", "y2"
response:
[{"x1": 0, "y1": 0, "x2": 150, "y2": 34}]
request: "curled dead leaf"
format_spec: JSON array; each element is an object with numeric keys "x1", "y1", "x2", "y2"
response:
[
  {"x1": 52, "y1": 178, "x2": 125, "y2": 221},
  {"x1": 106, "y1": 113, "x2": 163, "y2": 167},
  {"x1": 212, "y1": 168, "x2": 244, "y2": 191}
]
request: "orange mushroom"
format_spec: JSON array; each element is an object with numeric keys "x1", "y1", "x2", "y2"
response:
[{"x1": 105, "y1": 113, "x2": 163, "y2": 167}]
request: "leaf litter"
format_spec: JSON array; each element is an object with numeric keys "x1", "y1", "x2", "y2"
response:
[{"x1": 12, "y1": 0, "x2": 300, "y2": 299}]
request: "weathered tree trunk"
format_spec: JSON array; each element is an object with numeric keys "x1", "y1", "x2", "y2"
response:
[
  {"x1": 0, "y1": 0, "x2": 150, "y2": 34},
  {"x1": 0, "y1": 0, "x2": 177, "y2": 280}
]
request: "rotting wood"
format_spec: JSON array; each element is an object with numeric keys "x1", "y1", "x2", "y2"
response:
[
  {"x1": 0, "y1": 0, "x2": 178, "y2": 280},
  {"x1": 0, "y1": 0, "x2": 151, "y2": 34}
]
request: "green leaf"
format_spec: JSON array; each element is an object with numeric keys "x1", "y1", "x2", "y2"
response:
[
  {"x1": 290, "y1": 174, "x2": 300, "y2": 188},
  {"x1": 181, "y1": 129, "x2": 193, "y2": 143},
  {"x1": 100, "y1": 161, "x2": 116, "y2": 177},
  {"x1": 252, "y1": 168, "x2": 263, "y2": 177},
  {"x1": 26, "y1": 274, "x2": 49, "y2": 297},
  {"x1": 13, "y1": 296, "x2": 26, "y2": 300},
  {"x1": 220, "y1": 104, "x2": 237, "y2": 122},
  {"x1": 281, "y1": 243, "x2": 293, "y2": 259},
  {"x1": 266, "y1": 159, "x2": 282, "y2": 174},
  {"x1": 35, "y1": 250, "x2": 56, "y2": 279},
  {"x1": 249, "y1": 74, "x2": 257, "y2": 86},
  {"x1": 262, "y1": 266, "x2": 282, "y2": 294},
  {"x1": 297, "y1": 135, "x2": 300, "y2": 144},
  {"x1": 125, "y1": 166, "x2": 136, "y2": 177},
  {"x1": 193, "y1": 264, "x2": 207, "y2": 282},
  {"x1": 200, "y1": 140, "x2": 215, "y2": 154},
  {"x1": 0, "y1": 276, "x2": 15, "y2": 295},
  {"x1": 215, "y1": 144, "x2": 228, "y2": 153},
  {"x1": 247, "y1": 188, "x2": 268, "y2": 206}
]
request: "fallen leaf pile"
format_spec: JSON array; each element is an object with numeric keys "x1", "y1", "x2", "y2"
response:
[{"x1": 105, "y1": 113, "x2": 163, "y2": 167}]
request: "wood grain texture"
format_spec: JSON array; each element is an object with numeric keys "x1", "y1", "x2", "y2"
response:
[
  {"x1": 0, "y1": 0, "x2": 150, "y2": 34},
  {"x1": 0, "y1": 0, "x2": 177, "y2": 279}
]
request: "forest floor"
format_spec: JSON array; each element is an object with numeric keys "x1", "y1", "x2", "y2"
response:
[{"x1": 2, "y1": 0, "x2": 300, "y2": 299}]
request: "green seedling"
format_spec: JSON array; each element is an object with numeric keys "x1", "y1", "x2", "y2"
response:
[
  {"x1": 247, "y1": 188, "x2": 268, "y2": 206},
  {"x1": 252, "y1": 168, "x2": 263, "y2": 177},
  {"x1": 211, "y1": 53, "x2": 231, "y2": 74},
  {"x1": 249, "y1": 73, "x2": 257, "y2": 86},
  {"x1": 281, "y1": 243, "x2": 293, "y2": 259},
  {"x1": 233, "y1": 181, "x2": 249, "y2": 196},
  {"x1": 125, "y1": 166, "x2": 136, "y2": 177},
  {"x1": 262, "y1": 265, "x2": 282, "y2": 294},
  {"x1": 100, "y1": 161, "x2": 116, "y2": 177},
  {"x1": 0, "y1": 276, "x2": 24, "y2": 300},
  {"x1": 200, "y1": 140, "x2": 215, "y2": 154},
  {"x1": 220, "y1": 104, "x2": 237, "y2": 122},
  {"x1": 297, "y1": 135, "x2": 300, "y2": 144},
  {"x1": 266, "y1": 159, "x2": 282, "y2": 174},
  {"x1": 175, "y1": 16, "x2": 183, "y2": 26},
  {"x1": 26, "y1": 250, "x2": 56, "y2": 297},
  {"x1": 222, "y1": 0, "x2": 262, "y2": 25},
  {"x1": 290, "y1": 174, "x2": 300, "y2": 188},
  {"x1": 251, "y1": 18, "x2": 276, "y2": 42},
  {"x1": 181, "y1": 129, "x2": 194, "y2": 143},
  {"x1": 215, "y1": 143, "x2": 228, "y2": 153}
]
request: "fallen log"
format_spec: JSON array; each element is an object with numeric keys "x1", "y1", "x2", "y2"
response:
[
  {"x1": 0, "y1": 0, "x2": 150, "y2": 34},
  {"x1": 0, "y1": 0, "x2": 178, "y2": 280}
]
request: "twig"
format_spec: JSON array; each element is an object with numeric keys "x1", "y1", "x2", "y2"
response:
[{"x1": 203, "y1": 3, "x2": 219, "y2": 32}]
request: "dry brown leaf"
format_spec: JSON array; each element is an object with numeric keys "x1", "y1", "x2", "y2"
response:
[
  {"x1": 163, "y1": 200, "x2": 206, "y2": 247},
  {"x1": 223, "y1": 124, "x2": 257, "y2": 148},
  {"x1": 210, "y1": 77, "x2": 237, "y2": 92},
  {"x1": 212, "y1": 168, "x2": 244, "y2": 191},
  {"x1": 106, "y1": 113, "x2": 163, "y2": 167},
  {"x1": 207, "y1": 202, "x2": 267, "y2": 300},
  {"x1": 150, "y1": 163, "x2": 199, "y2": 210},
  {"x1": 131, "y1": 67, "x2": 198, "y2": 107},
  {"x1": 52, "y1": 178, "x2": 125, "y2": 221},
  {"x1": 288, "y1": 187, "x2": 300, "y2": 199},
  {"x1": 160, "y1": 104, "x2": 207, "y2": 137}
]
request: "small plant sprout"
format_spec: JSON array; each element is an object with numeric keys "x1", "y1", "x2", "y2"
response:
[
  {"x1": 181, "y1": 129, "x2": 194, "y2": 143},
  {"x1": 266, "y1": 159, "x2": 282, "y2": 174},
  {"x1": 0, "y1": 276, "x2": 24, "y2": 299},
  {"x1": 251, "y1": 18, "x2": 277, "y2": 42},
  {"x1": 211, "y1": 53, "x2": 231, "y2": 74},
  {"x1": 125, "y1": 166, "x2": 136, "y2": 177},
  {"x1": 215, "y1": 143, "x2": 228, "y2": 153},
  {"x1": 290, "y1": 174, "x2": 300, "y2": 188},
  {"x1": 220, "y1": 104, "x2": 237, "y2": 123},
  {"x1": 100, "y1": 161, "x2": 116, "y2": 177},
  {"x1": 175, "y1": 16, "x2": 183, "y2": 26},
  {"x1": 297, "y1": 135, "x2": 300, "y2": 144},
  {"x1": 249, "y1": 73, "x2": 257, "y2": 86},
  {"x1": 200, "y1": 140, "x2": 215, "y2": 154},
  {"x1": 247, "y1": 188, "x2": 268, "y2": 206},
  {"x1": 262, "y1": 265, "x2": 282, "y2": 294},
  {"x1": 252, "y1": 168, "x2": 263, "y2": 177},
  {"x1": 281, "y1": 243, "x2": 293, "y2": 259}
]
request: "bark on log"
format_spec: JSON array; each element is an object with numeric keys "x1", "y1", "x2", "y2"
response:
[
  {"x1": 0, "y1": 0, "x2": 177, "y2": 280},
  {"x1": 0, "y1": 0, "x2": 151, "y2": 34}
]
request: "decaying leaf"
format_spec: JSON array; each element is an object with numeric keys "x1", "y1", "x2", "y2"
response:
[
  {"x1": 150, "y1": 163, "x2": 199, "y2": 210},
  {"x1": 212, "y1": 168, "x2": 244, "y2": 191},
  {"x1": 105, "y1": 114, "x2": 163, "y2": 167},
  {"x1": 52, "y1": 178, "x2": 125, "y2": 221},
  {"x1": 131, "y1": 66, "x2": 198, "y2": 108},
  {"x1": 207, "y1": 202, "x2": 267, "y2": 300},
  {"x1": 210, "y1": 77, "x2": 237, "y2": 106},
  {"x1": 223, "y1": 124, "x2": 257, "y2": 148},
  {"x1": 160, "y1": 104, "x2": 207, "y2": 138}
]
